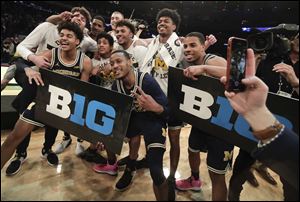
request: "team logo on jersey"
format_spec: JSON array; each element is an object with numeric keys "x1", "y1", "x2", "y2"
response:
[
  {"x1": 174, "y1": 38, "x2": 180, "y2": 47},
  {"x1": 223, "y1": 151, "x2": 233, "y2": 161},
  {"x1": 162, "y1": 128, "x2": 167, "y2": 137},
  {"x1": 154, "y1": 57, "x2": 168, "y2": 71}
]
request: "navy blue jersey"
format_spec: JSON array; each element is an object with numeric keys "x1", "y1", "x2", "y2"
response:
[{"x1": 112, "y1": 69, "x2": 168, "y2": 123}]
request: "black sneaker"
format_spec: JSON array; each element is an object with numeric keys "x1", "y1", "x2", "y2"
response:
[
  {"x1": 135, "y1": 157, "x2": 148, "y2": 170},
  {"x1": 255, "y1": 165, "x2": 277, "y2": 185},
  {"x1": 117, "y1": 156, "x2": 129, "y2": 167},
  {"x1": 79, "y1": 148, "x2": 107, "y2": 164},
  {"x1": 167, "y1": 176, "x2": 176, "y2": 201},
  {"x1": 41, "y1": 148, "x2": 59, "y2": 166},
  {"x1": 246, "y1": 171, "x2": 259, "y2": 187},
  {"x1": 115, "y1": 167, "x2": 135, "y2": 191},
  {"x1": 6, "y1": 152, "x2": 27, "y2": 176}
]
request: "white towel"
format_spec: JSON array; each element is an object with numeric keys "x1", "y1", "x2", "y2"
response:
[{"x1": 141, "y1": 32, "x2": 182, "y2": 73}]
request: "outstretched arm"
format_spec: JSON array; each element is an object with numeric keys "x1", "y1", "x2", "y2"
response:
[
  {"x1": 183, "y1": 55, "x2": 226, "y2": 79},
  {"x1": 220, "y1": 48, "x2": 299, "y2": 189},
  {"x1": 24, "y1": 50, "x2": 52, "y2": 86},
  {"x1": 46, "y1": 11, "x2": 73, "y2": 25}
]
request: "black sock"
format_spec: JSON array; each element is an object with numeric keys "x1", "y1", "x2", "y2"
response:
[
  {"x1": 127, "y1": 159, "x2": 136, "y2": 171},
  {"x1": 108, "y1": 157, "x2": 116, "y2": 165},
  {"x1": 191, "y1": 171, "x2": 199, "y2": 180},
  {"x1": 168, "y1": 173, "x2": 175, "y2": 179}
]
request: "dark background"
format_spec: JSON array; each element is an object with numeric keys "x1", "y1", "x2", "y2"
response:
[{"x1": 1, "y1": 1, "x2": 299, "y2": 57}]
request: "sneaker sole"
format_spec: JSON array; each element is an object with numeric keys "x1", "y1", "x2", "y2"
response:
[
  {"x1": 93, "y1": 170, "x2": 118, "y2": 176},
  {"x1": 6, "y1": 158, "x2": 27, "y2": 176},
  {"x1": 176, "y1": 186, "x2": 201, "y2": 192},
  {"x1": 114, "y1": 182, "x2": 133, "y2": 192}
]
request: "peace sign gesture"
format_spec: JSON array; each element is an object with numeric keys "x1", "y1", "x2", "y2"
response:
[{"x1": 132, "y1": 87, "x2": 164, "y2": 114}]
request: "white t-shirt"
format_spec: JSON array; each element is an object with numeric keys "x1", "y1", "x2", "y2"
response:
[
  {"x1": 81, "y1": 34, "x2": 98, "y2": 53},
  {"x1": 118, "y1": 41, "x2": 147, "y2": 69},
  {"x1": 17, "y1": 22, "x2": 97, "y2": 60},
  {"x1": 144, "y1": 39, "x2": 183, "y2": 96}
]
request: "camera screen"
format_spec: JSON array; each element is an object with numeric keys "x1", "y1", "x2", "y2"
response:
[{"x1": 228, "y1": 38, "x2": 248, "y2": 92}]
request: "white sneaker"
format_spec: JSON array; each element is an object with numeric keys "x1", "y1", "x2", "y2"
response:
[
  {"x1": 54, "y1": 138, "x2": 72, "y2": 154},
  {"x1": 75, "y1": 142, "x2": 85, "y2": 156}
]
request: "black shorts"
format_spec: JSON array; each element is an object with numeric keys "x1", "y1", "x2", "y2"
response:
[
  {"x1": 167, "y1": 108, "x2": 184, "y2": 130},
  {"x1": 12, "y1": 78, "x2": 37, "y2": 114},
  {"x1": 188, "y1": 127, "x2": 234, "y2": 174},
  {"x1": 126, "y1": 116, "x2": 166, "y2": 151},
  {"x1": 20, "y1": 104, "x2": 45, "y2": 127}
]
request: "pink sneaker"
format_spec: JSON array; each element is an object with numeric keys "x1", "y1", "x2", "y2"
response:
[
  {"x1": 93, "y1": 162, "x2": 118, "y2": 176},
  {"x1": 176, "y1": 176, "x2": 202, "y2": 191}
]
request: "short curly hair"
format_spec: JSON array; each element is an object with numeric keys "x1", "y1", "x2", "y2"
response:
[
  {"x1": 116, "y1": 20, "x2": 136, "y2": 34},
  {"x1": 57, "y1": 22, "x2": 84, "y2": 42}
]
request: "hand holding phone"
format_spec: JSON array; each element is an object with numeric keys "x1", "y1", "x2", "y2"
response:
[{"x1": 225, "y1": 37, "x2": 248, "y2": 92}]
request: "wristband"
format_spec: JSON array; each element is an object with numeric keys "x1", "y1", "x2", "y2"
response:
[{"x1": 252, "y1": 119, "x2": 284, "y2": 140}]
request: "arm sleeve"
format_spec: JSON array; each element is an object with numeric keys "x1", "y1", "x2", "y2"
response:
[
  {"x1": 15, "y1": 57, "x2": 35, "y2": 72},
  {"x1": 251, "y1": 127, "x2": 299, "y2": 190},
  {"x1": 80, "y1": 35, "x2": 98, "y2": 53},
  {"x1": 16, "y1": 22, "x2": 55, "y2": 60}
]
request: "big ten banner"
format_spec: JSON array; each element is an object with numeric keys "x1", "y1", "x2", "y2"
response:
[
  {"x1": 35, "y1": 69, "x2": 133, "y2": 155},
  {"x1": 168, "y1": 67, "x2": 299, "y2": 153}
]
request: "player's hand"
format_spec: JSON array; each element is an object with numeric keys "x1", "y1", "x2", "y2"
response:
[{"x1": 24, "y1": 67, "x2": 44, "y2": 86}]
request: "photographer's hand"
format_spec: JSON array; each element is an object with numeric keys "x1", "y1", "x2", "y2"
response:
[
  {"x1": 273, "y1": 63, "x2": 299, "y2": 88},
  {"x1": 220, "y1": 49, "x2": 277, "y2": 133}
]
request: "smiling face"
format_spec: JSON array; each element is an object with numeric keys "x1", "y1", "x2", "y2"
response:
[
  {"x1": 110, "y1": 12, "x2": 124, "y2": 31},
  {"x1": 116, "y1": 25, "x2": 133, "y2": 46},
  {"x1": 59, "y1": 29, "x2": 80, "y2": 51},
  {"x1": 157, "y1": 16, "x2": 176, "y2": 37},
  {"x1": 183, "y1": 36, "x2": 205, "y2": 63},
  {"x1": 110, "y1": 52, "x2": 132, "y2": 79},
  {"x1": 71, "y1": 11, "x2": 87, "y2": 31}
]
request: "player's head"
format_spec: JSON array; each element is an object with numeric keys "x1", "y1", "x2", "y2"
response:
[
  {"x1": 156, "y1": 8, "x2": 181, "y2": 36},
  {"x1": 110, "y1": 11, "x2": 124, "y2": 31},
  {"x1": 183, "y1": 32, "x2": 206, "y2": 63},
  {"x1": 71, "y1": 7, "x2": 92, "y2": 30},
  {"x1": 58, "y1": 22, "x2": 83, "y2": 50},
  {"x1": 110, "y1": 50, "x2": 132, "y2": 79}
]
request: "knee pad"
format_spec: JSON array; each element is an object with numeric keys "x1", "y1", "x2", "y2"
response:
[{"x1": 147, "y1": 148, "x2": 165, "y2": 186}]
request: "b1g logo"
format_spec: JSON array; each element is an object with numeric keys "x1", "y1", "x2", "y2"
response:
[
  {"x1": 180, "y1": 85, "x2": 293, "y2": 141},
  {"x1": 46, "y1": 85, "x2": 116, "y2": 135}
]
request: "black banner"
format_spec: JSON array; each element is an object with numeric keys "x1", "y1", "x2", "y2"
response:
[
  {"x1": 168, "y1": 67, "x2": 299, "y2": 153},
  {"x1": 35, "y1": 68, "x2": 133, "y2": 155}
]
